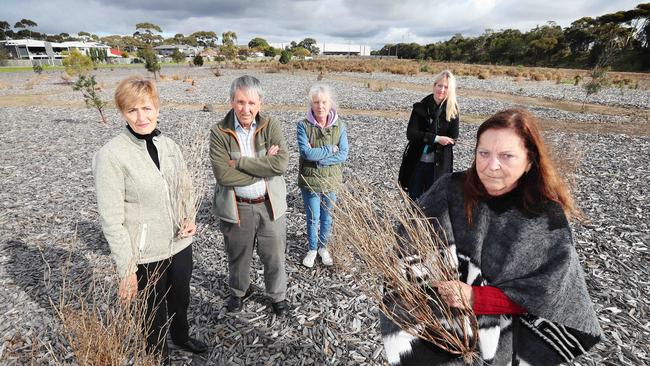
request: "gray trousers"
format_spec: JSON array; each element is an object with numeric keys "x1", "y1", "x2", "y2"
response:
[{"x1": 221, "y1": 201, "x2": 287, "y2": 302}]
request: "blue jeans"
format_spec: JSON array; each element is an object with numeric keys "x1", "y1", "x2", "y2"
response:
[{"x1": 300, "y1": 188, "x2": 337, "y2": 251}]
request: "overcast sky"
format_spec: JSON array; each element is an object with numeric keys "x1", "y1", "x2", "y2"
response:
[{"x1": 2, "y1": 0, "x2": 643, "y2": 49}]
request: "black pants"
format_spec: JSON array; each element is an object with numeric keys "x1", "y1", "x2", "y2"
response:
[
  {"x1": 408, "y1": 161, "x2": 436, "y2": 200},
  {"x1": 137, "y1": 245, "x2": 193, "y2": 355}
]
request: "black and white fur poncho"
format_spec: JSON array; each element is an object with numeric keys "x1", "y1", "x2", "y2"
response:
[{"x1": 381, "y1": 172, "x2": 601, "y2": 366}]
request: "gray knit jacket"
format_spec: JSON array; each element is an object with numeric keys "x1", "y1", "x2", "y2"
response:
[{"x1": 93, "y1": 128, "x2": 192, "y2": 277}]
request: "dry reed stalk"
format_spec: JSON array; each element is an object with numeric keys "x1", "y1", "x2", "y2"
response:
[
  {"x1": 329, "y1": 179, "x2": 478, "y2": 361},
  {"x1": 168, "y1": 122, "x2": 210, "y2": 237},
  {"x1": 45, "y1": 239, "x2": 164, "y2": 366}
]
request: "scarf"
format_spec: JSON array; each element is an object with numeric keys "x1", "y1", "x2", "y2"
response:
[{"x1": 126, "y1": 125, "x2": 161, "y2": 170}]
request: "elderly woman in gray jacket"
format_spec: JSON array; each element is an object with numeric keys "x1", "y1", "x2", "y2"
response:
[{"x1": 93, "y1": 76, "x2": 206, "y2": 363}]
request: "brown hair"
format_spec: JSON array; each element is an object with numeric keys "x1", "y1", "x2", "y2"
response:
[
  {"x1": 114, "y1": 76, "x2": 160, "y2": 112},
  {"x1": 463, "y1": 108, "x2": 579, "y2": 222}
]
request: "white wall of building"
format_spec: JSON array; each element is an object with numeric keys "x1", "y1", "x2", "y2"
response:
[{"x1": 269, "y1": 42, "x2": 371, "y2": 56}]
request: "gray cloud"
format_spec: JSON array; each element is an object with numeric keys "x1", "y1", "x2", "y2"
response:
[{"x1": 1, "y1": 0, "x2": 642, "y2": 49}]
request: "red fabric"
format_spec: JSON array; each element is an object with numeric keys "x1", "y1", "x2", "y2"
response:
[{"x1": 472, "y1": 286, "x2": 527, "y2": 315}]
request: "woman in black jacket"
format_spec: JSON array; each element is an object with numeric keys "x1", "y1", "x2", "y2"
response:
[{"x1": 398, "y1": 70, "x2": 459, "y2": 200}]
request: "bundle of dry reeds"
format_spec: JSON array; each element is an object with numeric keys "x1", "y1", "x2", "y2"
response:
[
  {"x1": 167, "y1": 122, "x2": 210, "y2": 238},
  {"x1": 47, "y1": 243, "x2": 164, "y2": 366},
  {"x1": 329, "y1": 179, "x2": 478, "y2": 361}
]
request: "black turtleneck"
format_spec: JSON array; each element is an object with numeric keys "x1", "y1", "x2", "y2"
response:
[{"x1": 126, "y1": 125, "x2": 161, "y2": 170}]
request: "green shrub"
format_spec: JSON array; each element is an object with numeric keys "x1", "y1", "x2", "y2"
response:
[
  {"x1": 279, "y1": 50, "x2": 292, "y2": 64},
  {"x1": 72, "y1": 75, "x2": 107, "y2": 123},
  {"x1": 582, "y1": 67, "x2": 610, "y2": 111},
  {"x1": 63, "y1": 49, "x2": 93, "y2": 76},
  {"x1": 32, "y1": 63, "x2": 44, "y2": 74},
  {"x1": 141, "y1": 47, "x2": 160, "y2": 80},
  {"x1": 264, "y1": 47, "x2": 279, "y2": 57},
  {"x1": 171, "y1": 49, "x2": 185, "y2": 63},
  {"x1": 192, "y1": 55, "x2": 204, "y2": 66},
  {"x1": 574, "y1": 74, "x2": 582, "y2": 86}
]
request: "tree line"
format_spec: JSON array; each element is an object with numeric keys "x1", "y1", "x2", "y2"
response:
[
  {"x1": 0, "y1": 19, "x2": 321, "y2": 63},
  {"x1": 372, "y1": 3, "x2": 650, "y2": 71}
]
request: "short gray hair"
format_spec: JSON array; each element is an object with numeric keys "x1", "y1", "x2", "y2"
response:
[
  {"x1": 307, "y1": 83, "x2": 337, "y2": 110},
  {"x1": 229, "y1": 75, "x2": 263, "y2": 101}
]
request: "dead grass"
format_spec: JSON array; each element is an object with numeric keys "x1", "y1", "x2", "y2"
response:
[
  {"x1": 167, "y1": 121, "x2": 209, "y2": 237},
  {"x1": 242, "y1": 59, "x2": 649, "y2": 89},
  {"x1": 330, "y1": 179, "x2": 478, "y2": 362},
  {"x1": 477, "y1": 69, "x2": 491, "y2": 80},
  {"x1": 366, "y1": 80, "x2": 388, "y2": 92},
  {"x1": 24, "y1": 75, "x2": 49, "y2": 90},
  {"x1": 210, "y1": 65, "x2": 223, "y2": 77},
  {"x1": 44, "y1": 240, "x2": 163, "y2": 366}
]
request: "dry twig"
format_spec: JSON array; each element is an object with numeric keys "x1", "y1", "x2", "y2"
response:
[{"x1": 167, "y1": 122, "x2": 210, "y2": 237}]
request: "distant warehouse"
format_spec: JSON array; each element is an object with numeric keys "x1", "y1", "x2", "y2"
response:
[
  {"x1": 318, "y1": 43, "x2": 371, "y2": 56},
  {"x1": 270, "y1": 42, "x2": 371, "y2": 56}
]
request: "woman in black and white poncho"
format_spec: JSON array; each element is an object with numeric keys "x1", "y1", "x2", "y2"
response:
[{"x1": 382, "y1": 109, "x2": 601, "y2": 365}]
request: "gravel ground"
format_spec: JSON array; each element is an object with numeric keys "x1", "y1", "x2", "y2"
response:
[
  {"x1": 0, "y1": 66, "x2": 648, "y2": 365},
  {"x1": 337, "y1": 71, "x2": 650, "y2": 110},
  {"x1": 1, "y1": 66, "x2": 647, "y2": 123}
]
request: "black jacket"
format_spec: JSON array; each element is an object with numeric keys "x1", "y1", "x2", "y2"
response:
[{"x1": 398, "y1": 94, "x2": 459, "y2": 190}]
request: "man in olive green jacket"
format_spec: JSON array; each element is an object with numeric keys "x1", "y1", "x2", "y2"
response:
[{"x1": 209, "y1": 75, "x2": 290, "y2": 316}]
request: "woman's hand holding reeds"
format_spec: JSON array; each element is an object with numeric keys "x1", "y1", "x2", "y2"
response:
[
  {"x1": 179, "y1": 220, "x2": 196, "y2": 238},
  {"x1": 433, "y1": 281, "x2": 473, "y2": 309},
  {"x1": 119, "y1": 274, "x2": 138, "y2": 302}
]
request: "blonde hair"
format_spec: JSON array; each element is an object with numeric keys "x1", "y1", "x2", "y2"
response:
[
  {"x1": 114, "y1": 76, "x2": 160, "y2": 112},
  {"x1": 432, "y1": 70, "x2": 459, "y2": 121}
]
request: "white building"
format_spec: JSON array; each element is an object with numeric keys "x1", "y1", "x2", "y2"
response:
[
  {"x1": 270, "y1": 42, "x2": 371, "y2": 56},
  {"x1": 318, "y1": 43, "x2": 371, "y2": 56},
  {"x1": 0, "y1": 39, "x2": 110, "y2": 61}
]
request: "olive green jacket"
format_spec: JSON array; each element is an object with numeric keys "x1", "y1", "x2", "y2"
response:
[
  {"x1": 209, "y1": 110, "x2": 288, "y2": 223},
  {"x1": 297, "y1": 119, "x2": 348, "y2": 192}
]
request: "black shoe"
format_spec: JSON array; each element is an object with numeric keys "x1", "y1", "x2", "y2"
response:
[
  {"x1": 226, "y1": 295, "x2": 243, "y2": 312},
  {"x1": 174, "y1": 337, "x2": 208, "y2": 354},
  {"x1": 226, "y1": 287, "x2": 254, "y2": 313},
  {"x1": 271, "y1": 300, "x2": 290, "y2": 316}
]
